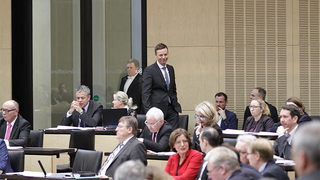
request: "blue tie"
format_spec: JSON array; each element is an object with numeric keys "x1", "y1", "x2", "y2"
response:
[
  {"x1": 79, "y1": 108, "x2": 85, "y2": 127},
  {"x1": 162, "y1": 67, "x2": 171, "y2": 103}
]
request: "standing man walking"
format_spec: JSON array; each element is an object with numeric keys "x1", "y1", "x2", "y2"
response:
[{"x1": 142, "y1": 43, "x2": 181, "y2": 129}]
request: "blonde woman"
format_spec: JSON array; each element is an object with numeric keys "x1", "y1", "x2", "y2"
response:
[{"x1": 112, "y1": 91, "x2": 136, "y2": 116}]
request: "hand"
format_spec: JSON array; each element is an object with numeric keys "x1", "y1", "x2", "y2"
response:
[
  {"x1": 137, "y1": 138, "x2": 144, "y2": 143},
  {"x1": 195, "y1": 124, "x2": 202, "y2": 137},
  {"x1": 276, "y1": 126, "x2": 288, "y2": 136},
  {"x1": 217, "y1": 107, "x2": 227, "y2": 120}
]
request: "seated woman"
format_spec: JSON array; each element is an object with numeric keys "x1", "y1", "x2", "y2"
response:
[
  {"x1": 270, "y1": 97, "x2": 312, "y2": 132},
  {"x1": 193, "y1": 101, "x2": 223, "y2": 152},
  {"x1": 243, "y1": 99, "x2": 274, "y2": 132},
  {"x1": 165, "y1": 128, "x2": 202, "y2": 180},
  {"x1": 112, "y1": 91, "x2": 136, "y2": 117}
]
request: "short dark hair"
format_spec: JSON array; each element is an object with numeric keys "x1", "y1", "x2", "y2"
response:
[
  {"x1": 154, "y1": 43, "x2": 168, "y2": 54},
  {"x1": 169, "y1": 128, "x2": 192, "y2": 152},
  {"x1": 215, "y1": 92, "x2": 228, "y2": 101},
  {"x1": 119, "y1": 116, "x2": 139, "y2": 136},
  {"x1": 201, "y1": 127, "x2": 220, "y2": 147},
  {"x1": 281, "y1": 105, "x2": 301, "y2": 119},
  {"x1": 255, "y1": 87, "x2": 266, "y2": 100}
]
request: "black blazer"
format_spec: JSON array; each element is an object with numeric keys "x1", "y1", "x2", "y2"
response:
[
  {"x1": 105, "y1": 137, "x2": 147, "y2": 177},
  {"x1": 142, "y1": 62, "x2": 181, "y2": 116},
  {"x1": 0, "y1": 114, "x2": 31, "y2": 147},
  {"x1": 262, "y1": 161, "x2": 289, "y2": 180},
  {"x1": 196, "y1": 160, "x2": 208, "y2": 180},
  {"x1": 139, "y1": 120, "x2": 173, "y2": 152},
  {"x1": 119, "y1": 74, "x2": 142, "y2": 114},
  {"x1": 240, "y1": 162, "x2": 262, "y2": 180},
  {"x1": 60, "y1": 100, "x2": 103, "y2": 127},
  {"x1": 273, "y1": 135, "x2": 292, "y2": 159}
]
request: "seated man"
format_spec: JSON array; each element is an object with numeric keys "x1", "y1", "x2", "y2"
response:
[
  {"x1": 292, "y1": 121, "x2": 320, "y2": 180},
  {"x1": 215, "y1": 92, "x2": 238, "y2": 130},
  {"x1": 61, "y1": 85, "x2": 103, "y2": 127},
  {"x1": 0, "y1": 100, "x2": 30, "y2": 147},
  {"x1": 0, "y1": 139, "x2": 13, "y2": 174},
  {"x1": 273, "y1": 105, "x2": 300, "y2": 159},
  {"x1": 98, "y1": 116, "x2": 147, "y2": 178},
  {"x1": 235, "y1": 134, "x2": 257, "y2": 164},
  {"x1": 138, "y1": 107, "x2": 173, "y2": 152},
  {"x1": 247, "y1": 138, "x2": 289, "y2": 180}
]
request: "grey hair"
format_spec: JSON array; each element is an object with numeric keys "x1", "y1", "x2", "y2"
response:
[
  {"x1": 237, "y1": 134, "x2": 257, "y2": 143},
  {"x1": 205, "y1": 146, "x2": 240, "y2": 172},
  {"x1": 146, "y1": 107, "x2": 164, "y2": 122},
  {"x1": 76, "y1": 85, "x2": 90, "y2": 96},
  {"x1": 114, "y1": 160, "x2": 146, "y2": 180},
  {"x1": 114, "y1": 91, "x2": 133, "y2": 108},
  {"x1": 127, "y1": 59, "x2": 140, "y2": 68}
]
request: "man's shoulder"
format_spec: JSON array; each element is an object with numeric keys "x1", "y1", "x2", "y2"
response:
[
  {"x1": 225, "y1": 109, "x2": 236, "y2": 115},
  {"x1": 161, "y1": 121, "x2": 174, "y2": 131},
  {"x1": 89, "y1": 100, "x2": 103, "y2": 108},
  {"x1": 17, "y1": 114, "x2": 30, "y2": 124},
  {"x1": 266, "y1": 101, "x2": 277, "y2": 110}
]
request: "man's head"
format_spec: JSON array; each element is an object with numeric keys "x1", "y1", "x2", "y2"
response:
[
  {"x1": 205, "y1": 146, "x2": 240, "y2": 180},
  {"x1": 1, "y1": 100, "x2": 19, "y2": 123},
  {"x1": 280, "y1": 105, "x2": 300, "y2": 132},
  {"x1": 126, "y1": 59, "x2": 140, "y2": 77},
  {"x1": 247, "y1": 138, "x2": 274, "y2": 170},
  {"x1": 145, "y1": 107, "x2": 164, "y2": 133},
  {"x1": 52, "y1": 87, "x2": 60, "y2": 98},
  {"x1": 292, "y1": 121, "x2": 320, "y2": 177},
  {"x1": 76, "y1": 85, "x2": 91, "y2": 108},
  {"x1": 215, "y1": 92, "x2": 228, "y2": 110},
  {"x1": 114, "y1": 160, "x2": 145, "y2": 180},
  {"x1": 199, "y1": 127, "x2": 220, "y2": 154},
  {"x1": 116, "y1": 116, "x2": 138, "y2": 142},
  {"x1": 235, "y1": 134, "x2": 257, "y2": 164},
  {"x1": 250, "y1": 87, "x2": 266, "y2": 101},
  {"x1": 154, "y1": 43, "x2": 168, "y2": 66}
]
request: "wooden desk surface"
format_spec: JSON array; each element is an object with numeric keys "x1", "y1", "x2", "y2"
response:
[
  {"x1": 23, "y1": 147, "x2": 75, "y2": 157},
  {"x1": 44, "y1": 129, "x2": 116, "y2": 135}
]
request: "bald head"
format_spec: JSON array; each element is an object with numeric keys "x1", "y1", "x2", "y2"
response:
[{"x1": 2, "y1": 100, "x2": 19, "y2": 123}]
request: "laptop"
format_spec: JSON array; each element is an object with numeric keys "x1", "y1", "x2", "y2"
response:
[{"x1": 102, "y1": 108, "x2": 128, "y2": 129}]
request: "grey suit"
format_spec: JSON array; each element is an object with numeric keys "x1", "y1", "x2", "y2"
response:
[
  {"x1": 262, "y1": 161, "x2": 289, "y2": 180},
  {"x1": 297, "y1": 168, "x2": 320, "y2": 180},
  {"x1": 60, "y1": 100, "x2": 103, "y2": 127},
  {"x1": 273, "y1": 135, "x2": 292, "y2": 160},
  {"x1": 104, "y1": 137, "x2": 147, "y2": 177}
]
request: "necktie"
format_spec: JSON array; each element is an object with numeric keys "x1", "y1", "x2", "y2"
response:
[
  {"x1": 152, "y1": 132, "x2": 157, "y2": 142},
  {"x1": 99, "y1": 142, "x2": 124, "y2": 175},
  {"x1": 285, "y1": 131, "x2": 290, "y2": 139},
  {"x1": 161, "y1": 67, "x2": 171, "y2": 103},
  {"x1": 5, "y1": 124, "x2": 12, "y2": 140},
  {"x1": 79, "y1": 108, "x2": 85, "y2": 127}
]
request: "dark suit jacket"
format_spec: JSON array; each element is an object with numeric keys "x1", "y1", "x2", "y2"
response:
[
  {"x1": 139, "y1": 120, "x2": 173, "y2": 152},
  {"x1": 105, "y1": 137, "x2": 147, "y2": 177},
  {"x1": 243, "y1": 101, "x2": 278, "y2": 129},
  {"x1": 229, "y1": 169, "x2": 256, "y2": 180},
  {"x1": 262, "y1": 161, "x2": 289, "y2": 180},
  {"x1": 193, "y1": 124, "x2": 223, "y2": 152},
  {"x1": 119, "y1": 74, "x2": 142, "y2": 114},
  {"x1": 0, "y1": 139, "x2": 13, "y2": 174},
  {"x1": 220, "y1": 109, "x2": 238, "y2": 130},
  {"x1": 142, "y1": 62, "x2": 181, "y2": 117},
  {"x1": 196, "y1": 160, "x2": 208, "y2": 180},
  {"x1": 0, "y1": 114, "x2": 31, "y2": 147},
  {"x1": 270, "y1": 113, "x2": 312, "y2": 132},
  {"x1": 243, "y1": 115, "x2": 274, "y2": 132},
  {"x1": 273, "y1": 135, "x2": 292, "y2": 159},
  {"x1": 240, "y1": 162, "x2": 262, "y2": 180},
  {"x1": 60, "y1": 100, "x2": 103, "y2": 127},
  {"x1": 298, "y1": 168, "x2": 320, "y2": 180}
]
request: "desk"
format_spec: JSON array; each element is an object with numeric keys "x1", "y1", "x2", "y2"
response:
[
  {"x1": 223, "y1": 130, "x2": 278, "y2": 140},
  {"x1": 0, "y1": 173, "x2": 110, "y2": 180}
]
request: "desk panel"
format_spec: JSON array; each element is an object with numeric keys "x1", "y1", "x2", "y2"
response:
[{"x1": 25, "y1": 155, "x2": 56, "y2": 173}]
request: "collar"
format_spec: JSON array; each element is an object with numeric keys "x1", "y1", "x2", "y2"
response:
[
  {"x1": 258, "y1": 161, "x2": 268, "y2": 173},
  {"x1": 156, "y1": 61, "x2": 166, "y2": 69},
  {"x1": 83, "y1": 101, "x2": 90, "y2": 112},
  {"x1": 287, "y1": 124, "x2": 298, "y2": 144},
  {"x1": 127, "y1": 73, "x2": 138, "y2": 79},
  {"x1": 7, "y1": 115, "x2": 18, "y2": 127},
  {"x1": 122, "y1": 135, "x2": 134, "y2": 146}
]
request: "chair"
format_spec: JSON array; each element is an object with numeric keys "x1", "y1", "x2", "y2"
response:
[
  {"x1": 179, "y1": 115, "x2": 189, "y2": 131},
  {"x1": 8, "y1": 150, "x2": 24, "y2": 172},
  {"x1": 137, "y1": 114, "x2": 146, "y2": 130},
  {"x1": 27, "y1": 130, "x2": 44, "y2": 147},
  {"x1": 57, "y1": 129, "x2": 95, "y2": 172},
  {"x1": 72, "y1": 149, "x2": 102, "y2": 175},
  {"x1": 310, "y1": 116, "x2": 320, "y2": 121},
  {"x1": 223, "y1": 138, "x2": 237, "y2": 147}
]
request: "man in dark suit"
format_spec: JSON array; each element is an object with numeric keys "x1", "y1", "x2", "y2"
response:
[
  {"x1": 60, "y1": 85, "x2": 103, "y2": 127},
  {"x1": 196, "y1": 127, "x2": 220, "y2": 180},
  {"x1": 0, "y1": 139, "x2": 13, "y2": 174},
  {"x1": 243, "y1": 87, "x2": 278, "y2": 129},
  {"x1": 206, "y1": 146, "x2": 255, "y2": 180},
  {"x1": 273, "y1": 105, "x2": 300, "y2": 160},
  {"x1": 119, "y1": 59, "x2": 142, "y2": 114},
  {"x1": 247, "y1": 138, "x2": 289, "y2": 180},
  {"x1": 138, "y1": 107, "x2": 173, "y2": 152},
  {"x1": 215, "y1": 92, "x2": 238, "y2": 130},
  {"x1": 142, "y1": 43, "x2": 181, "y2": 129},
  {"x1": 98, "y1": 116, "x2": 147, "y2": 178},
  {"x1": 292, "y1": 121, "x2": 320, "y2": 180},
  {"x1": 0, "y1": 100, "x2": 30, "y2": 147}
]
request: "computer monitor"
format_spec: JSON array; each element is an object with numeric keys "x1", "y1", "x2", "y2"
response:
[{"x1": 102, "y1": 108, "x2": 128, "y2": 128}]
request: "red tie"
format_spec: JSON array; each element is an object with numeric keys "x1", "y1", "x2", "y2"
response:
[
  {"x1": 152, "y1": 132, "x2": 157, "y2": 142},
  {"x1": 5, "y1": 124, "x2": 12, "y2": 140}
]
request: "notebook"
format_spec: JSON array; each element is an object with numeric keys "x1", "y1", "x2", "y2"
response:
[{"x1": 102, "y1": 108, "x2": 128, "y2": 128}]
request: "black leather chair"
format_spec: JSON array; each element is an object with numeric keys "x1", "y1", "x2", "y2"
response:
[
  {"x1": 179, "y1": 115, "x2": 189, "y2": 131},
  {"x1": 27, "y1": 130, "x2": 44, "y2": 147},
  {"x1": 223, "y1": 138, "x2": 237, "y2": 147},
  {"x1": 57, "y1": 129, "x2": 95, "y2": 172},
  {"x1": 72, "y1": 149, "x2": 102, "y2": 175},
  {"x1": 8, "y1": 150, "x2": 24, "y2": 172},
  {"x1": 310, "y1": 116, "x2": 320, "y2": 121},
  {"x1": 137, "y1": 114, "x2": 146, "y2": 130}
]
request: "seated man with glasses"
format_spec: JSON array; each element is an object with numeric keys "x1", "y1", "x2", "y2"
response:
[
  {"x1": 0, "y1": 100, "x2": 31, "y2": 147},
  {"x1": 138, "y1": 107, "x2": 173, "y2": 152}
]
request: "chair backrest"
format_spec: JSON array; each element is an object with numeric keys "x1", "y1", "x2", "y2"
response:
[
  {"x1": 179, "y1": 115, "x2": 189, "y2": 131},
  {"x1": 8, "y1": 150, "x2": 24, "y2": 172},
  {"x1": 28, "y1": 130, "x2": 44, "y2": 147},
  {"x1": 72, "y1": 149, "x2": 102, "y2": 174},
  {"x1": 223, "y1": 138, "x2": 237, "y2": 147},
  {"x1": 136, "y1": 114, "x2": 146, "y2": 130}
]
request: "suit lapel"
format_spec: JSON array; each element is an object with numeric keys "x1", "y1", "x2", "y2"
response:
[
  {"x1": 153, "y1": 63, "x2": 167, "y2": 89},
  {"x1": 127, "y1": 74, "x2": 139, "y2": 92},
  {"x1": 10, "y1": 115, "x2": 19, "y2": 139},
  {"x1": 112, "y1": 137, "x2": 135, "y2": 162}
]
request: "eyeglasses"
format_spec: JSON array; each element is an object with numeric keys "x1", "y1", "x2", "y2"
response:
[
  {"x1": 144, "y1": 120, "x2": 159, "y2": 128},
  {"x1": 194, "y1": 115, "x2": 206, "y2": 121},
  {"x1": 175, "y1": 139, "x2": 188, "y2": 145},
  {"x1": 249, "y1": 105, "x2": 260, "y2": 109},
  {"x1": 1, "y1": 108, "x2": 16, "y2": 113},
  {"x1": 238, "y1": 151, "x2": 248, "y2": 155}
]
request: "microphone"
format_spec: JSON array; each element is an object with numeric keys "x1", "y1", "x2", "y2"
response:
[{"x1": 37, "y1": 160, "x2": 47, "y2": 177}]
